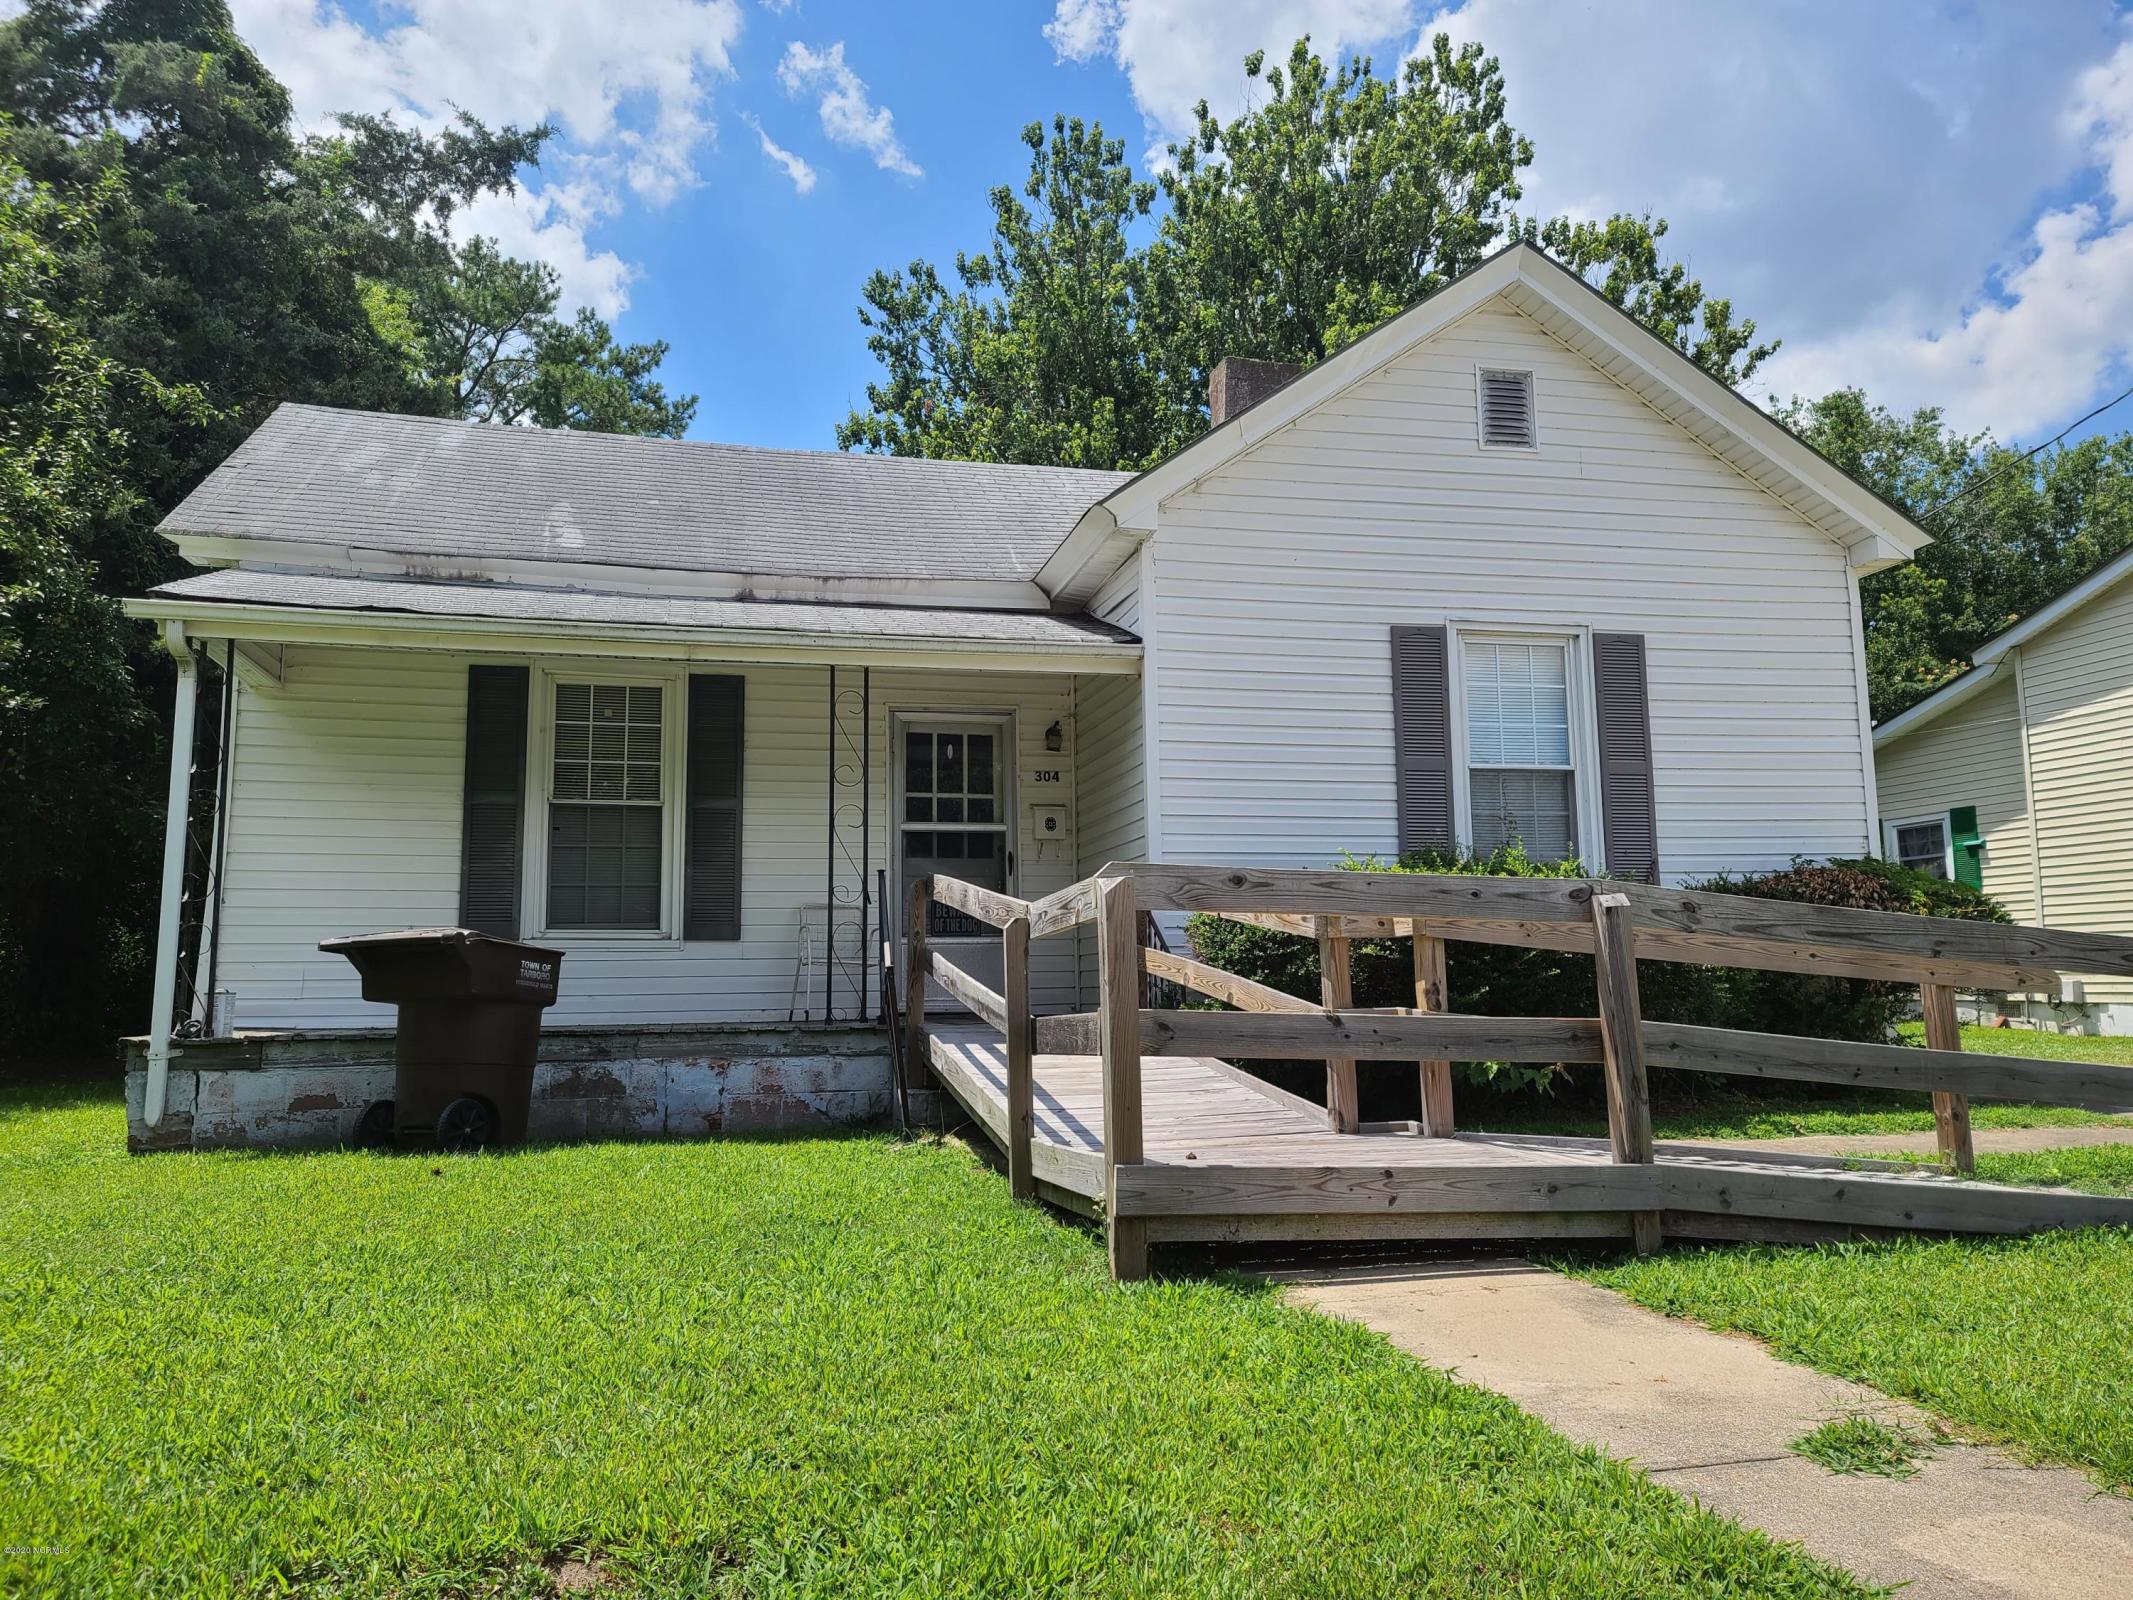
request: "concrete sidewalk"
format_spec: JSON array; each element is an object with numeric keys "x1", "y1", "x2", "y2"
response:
[
  {"x1": 1280, "y1": 1258, "x2": 2133, "y2": 1599},
  {"x1": 1711, "y1": 1122, "x2": 2133, "y2": 1160}
]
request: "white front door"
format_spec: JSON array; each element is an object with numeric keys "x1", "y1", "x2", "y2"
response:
[{"x1": 895, "y1": 714, "x2": 1015, "y2": 1001}]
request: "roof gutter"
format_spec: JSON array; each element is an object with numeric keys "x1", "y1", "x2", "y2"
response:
[{"x1": 120, "y1": 595, "x2": 1144, "y2": 676}]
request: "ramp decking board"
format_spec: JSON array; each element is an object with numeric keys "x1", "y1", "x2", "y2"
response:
[{"x1": 927, "y1": 1025, "x2": 2133, "y2": 1247}]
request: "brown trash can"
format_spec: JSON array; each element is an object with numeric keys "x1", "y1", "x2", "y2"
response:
[{"x1": 320, "y1": 929, "x2": 563, "y2": 1151}]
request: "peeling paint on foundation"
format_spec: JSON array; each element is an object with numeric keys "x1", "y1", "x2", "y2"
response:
[{"x1": 122, "y1": 1025, "x2": 896, "y2": 1152}]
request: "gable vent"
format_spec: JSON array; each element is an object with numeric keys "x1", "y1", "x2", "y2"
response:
[{"x1": 1479, "y1": 368, "x2": 1536, "y2": 448}]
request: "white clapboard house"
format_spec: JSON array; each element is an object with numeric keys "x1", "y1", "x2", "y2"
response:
[{"x1": 123, "y1": 242, "x2": 1931, "y2": 1149}]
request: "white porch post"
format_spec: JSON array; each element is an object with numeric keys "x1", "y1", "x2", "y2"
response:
[{"x1": 144, "y1": 621, "x2": 198, "y2": 1127}]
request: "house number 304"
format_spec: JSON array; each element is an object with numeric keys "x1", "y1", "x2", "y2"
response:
[{"x1": 1029, "y1": 769, "x2": 1062, "y2": 784}]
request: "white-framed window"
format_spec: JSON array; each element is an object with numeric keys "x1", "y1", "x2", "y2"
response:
[
  {"x1": 1451, "y1": 627, "x2": 1601, "y2": 866},
  {"x1": 530, "y1": 666, "x2": 685, "y2": 937},
  {"x1": 1884, "y1": 813, "x2": 1954, "y2": 880},
  {"x1": 1476, "y1": 366, "x2": 1538, "y2": 449}
]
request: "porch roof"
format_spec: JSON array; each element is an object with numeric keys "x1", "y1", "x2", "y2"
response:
[{"x1": 127, "y1": 569, "x2": 1142, "y2": 672}]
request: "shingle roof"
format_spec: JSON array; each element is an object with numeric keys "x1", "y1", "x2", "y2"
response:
[
  {"x1": 159, "y1": 404, "x2": 1134, "y2": 584},
  {"x1": 146, "y1": 570, "x2": 1141, "y2": 650}
]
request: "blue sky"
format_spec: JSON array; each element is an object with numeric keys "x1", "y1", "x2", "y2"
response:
[{"x1": 231, "y1": 0, "x2": 2133, "y2": 453}]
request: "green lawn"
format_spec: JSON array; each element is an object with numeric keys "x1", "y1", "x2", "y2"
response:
[
  {"x1": 1473, "y1": 1024, "x2": 2133, "y2": 1141},
  {"x1": 0, "y1": 1084, "x2": 1867, "y2": 1599},
  {"x1": 1873, "y1": 1143, "x2": 2133, "y2": 1197},
  {"x1": 1891, "y1": 1023, "x2": 2133, "y2": 1065}
]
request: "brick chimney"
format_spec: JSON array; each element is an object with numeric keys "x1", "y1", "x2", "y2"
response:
[{"x1": 1208, "y1": 356, "x2": 1303, "y2": 426}]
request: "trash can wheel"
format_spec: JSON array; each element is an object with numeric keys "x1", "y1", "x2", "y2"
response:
[
  {"x1": 435, "y1": 1095, "x2": 498, "y2": 1152},
  {"x1": 354, "y1": 1099, "x2": 396, "y2": 1149}
]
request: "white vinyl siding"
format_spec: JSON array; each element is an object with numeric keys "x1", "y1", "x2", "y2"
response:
[
  {"x1": 1875, "y1": 673, "x2": 2037, "y2": 924},
  {"x1": 1075, "y1": 554, "x2": 1147, "y2": 876},
  {"x1": 212, "y1": 645, "x2": 1087, "y2": 1029},
  {"x1": 2017, "y1": 575, "x2": 2133, "y2": 1003},
  {"x1": 1144, "y1": 300, "x2": 1876, "y2": 881},
  {"x1": 1074, "y1": 555, "x2": 1148, "y2": 998}
]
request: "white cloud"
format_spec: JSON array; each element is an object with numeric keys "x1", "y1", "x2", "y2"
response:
[
  {"x1": 777, "y1": 40, "x2": 922, "y2": 178},
  {"x1": 228, "y1": 0, "x2": 745, "y2": 314},
  {"x1": 2072, "y1": 25, "x2": 2133, "y2": 225},
  {"x1": 458, "y1": 186, "x2": 637, "y2": 321},
  {"x1": 1753, "y1": 27, "x2": 2133, "y2": 440},
  {"x1": 235, "y1": 0, "x2": 742, "y2": 201},
  {"x1": 743, "y1": 113, "x2": 818, "y2": 194},
  {"x1": 1044, "y1": 0, "x2": 1120, "y2": 63},
  {"x1": 1043, "y1": 0, "x2": 1416, "y2": 142}
]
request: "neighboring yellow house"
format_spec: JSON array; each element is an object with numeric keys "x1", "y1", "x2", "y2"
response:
[{"x1": 1875, "y1": 546, "x2": 2133, "y2": 1033}]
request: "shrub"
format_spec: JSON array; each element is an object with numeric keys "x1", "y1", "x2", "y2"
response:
[
  {"x1": 1675, "y1": 859, "x2": 2013, "y2": 1043},
  {"x1": 1827, "y1": 855, "x2": 2010, "y2": 923},
  {"x1": 1183, "y1": 849, "x2": 2014, "y2": 1115}
]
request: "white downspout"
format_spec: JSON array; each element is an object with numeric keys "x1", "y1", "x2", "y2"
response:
[{"x1": 144, "y1": 621, "x2": 197, "y2": 1127}]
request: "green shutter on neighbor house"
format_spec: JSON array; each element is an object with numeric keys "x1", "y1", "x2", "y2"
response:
[
  {"x1": 1390, "y1": 625, "x2": 1455, "y2": 855},
  {"x1": 1949, "y1": 805, "x2": 1984, "y2": 890},
  {"x1": 684, "y1": 675, "x2": 745, "y2": 941},
  {"x1": 1592, "y1": 633, "x2": 1660, "y2": 884},
  {"x1": 460, "y1": 664, "x2": 529, "y2": 936}
]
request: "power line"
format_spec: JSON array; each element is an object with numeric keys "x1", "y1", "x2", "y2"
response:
[{"x1": 1922, "y1": 377, "x2": 2133, "y2": 522}]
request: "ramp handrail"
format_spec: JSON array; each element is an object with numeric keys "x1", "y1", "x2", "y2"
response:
[{"x1": 910, "y1": 863, "x2": 2133, "y2": 1279}]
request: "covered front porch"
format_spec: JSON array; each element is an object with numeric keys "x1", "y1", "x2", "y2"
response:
[{"x1": 121, "y1": 571, "x2": 1142, "y2": 1147}]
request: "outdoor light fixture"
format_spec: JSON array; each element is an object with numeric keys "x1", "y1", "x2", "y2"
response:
[{"x1": 1045, "y1": 721, "x2": 1063, "y2": 752}]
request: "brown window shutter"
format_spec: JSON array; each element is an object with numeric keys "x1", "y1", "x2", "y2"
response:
[
  {"x1": 1593, "y1": 632, "x2": 1659, "y2": 883},
  {"x1": 1391, "y1": 625, "x2": 1455, "y2": 855},
  {"x1": 460, "y1": 665, "x2": 529, "y2": 936},
  {"x1": 684, "y1": 675, "x2": 745, "y2": 941}
]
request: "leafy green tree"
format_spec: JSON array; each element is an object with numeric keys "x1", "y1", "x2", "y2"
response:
[
  {"x1": 839, "y1": 115, "x2": 1159, "y2": 466},
  {"x1": 1785, "y1": 389, "x2": 2133, "y2": 720},
  {"x1": 1519, "y1": 212, "x2": 1774, "y2": 389},
  {"x1": 0, "y1": 0, "x2": 699, "y2": 1044},
  {"x1": 406, "y1": 238, "x2": 696, "y2": 436},
  {"x1": 842, "y1": 35, "x2": 1773, "y2": 468},
  {"x1": 0, "y1": 126, "x2": 214, "y2": 1042}
]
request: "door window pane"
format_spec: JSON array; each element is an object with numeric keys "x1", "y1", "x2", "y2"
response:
[{"x1": 902, "y1": 722, "x2": 1009, "y2": 939}]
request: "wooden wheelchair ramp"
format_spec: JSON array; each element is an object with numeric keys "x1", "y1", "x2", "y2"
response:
[
  {"x1": 897, "y1": 864, "x2": 2133, "y2": 1277},
  {"x1": 926, "y1": 1025, "x2": 2133, "y2": 1248}
]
